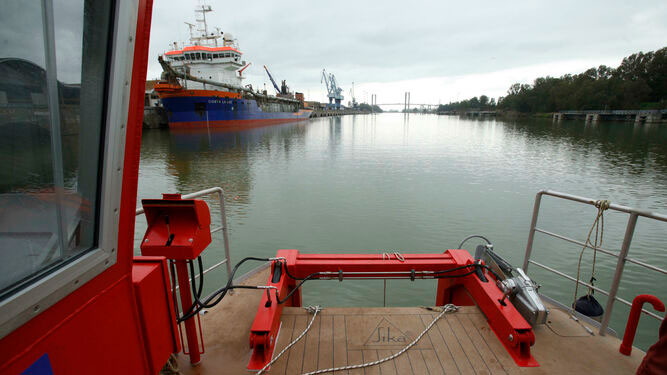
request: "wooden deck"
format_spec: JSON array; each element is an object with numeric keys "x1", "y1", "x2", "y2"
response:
[{"x1": 177, "y1": 268, "x2": 645, "y2": 374}]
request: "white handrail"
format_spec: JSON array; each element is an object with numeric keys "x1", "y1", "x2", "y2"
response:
[{"x1": 523, "y1": 190, "x2": 667, "y2": 336}]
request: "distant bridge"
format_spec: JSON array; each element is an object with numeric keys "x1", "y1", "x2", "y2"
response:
[{"x1": 375, "y1": 103, "x2": 439, "y2": 106}]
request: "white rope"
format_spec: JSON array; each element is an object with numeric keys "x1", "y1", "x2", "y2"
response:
[
  {"x1": 572, "y1": 199, "x2": 609, "y2": 311},
  {"x1": 257, "y1": 305, "x2": 322, "y2": 375},
  {"x1": 301, "y1": 304, "x2": 459, "y2": 375}
]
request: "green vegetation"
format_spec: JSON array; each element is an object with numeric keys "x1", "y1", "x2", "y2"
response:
[
  {"x1": 437, "y1": 95, "x2": 495, "y2": 111},
  {"x1": 438, "y1": 47, "x2": 666, "y2": 113}
]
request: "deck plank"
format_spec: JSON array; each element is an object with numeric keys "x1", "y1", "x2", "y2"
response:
[
  {"x1": 465, "y1": 313, "x2": 518, "y2": 374},
  {"x1": 269, "y1": 314, "x2": 295, "y2": 374},
  {"x1": 317, "y1": 315, "x2": 334, "y2": 373},
  {"x1": 421, "y1": 313, "x2": 461, "y2": 374},
  {"x1": 436, "y1": 316, "x2": 475, "y2": 374},
  {"x1": 361, "y1": 350, "x2": 380, "y2": 375},
  {"x1": 333, "y1": 315, "x2": 349, "y2": 375},
  {"x1": 301, "y1": 314, "x2": 321, "y2": 373},
  {"x1": 448, "y1": 313, "x2": 492, "y2": 375},
  {"x1": 393, "y1": 348, "x2": 415, "y2": 374},
  {"x1": 346, "y1": 350, "x2": 364, "y2": 375},
  {"x1": 376, "y1": 349, "x2": 398, "y2": 375},
  {"x1": 407, "y1": 349, "x2": 430, "y2": 374},
  {"x1": 458, "y1": 314, "x2": 508, "y2": 374},
  {"x1": 285, "y1": 315, "x2": 308, "y2": 374}
]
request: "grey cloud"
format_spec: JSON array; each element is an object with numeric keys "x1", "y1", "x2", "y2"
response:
[{"x1": 147, "y1": 0, "x2": 667, "y2": 97}]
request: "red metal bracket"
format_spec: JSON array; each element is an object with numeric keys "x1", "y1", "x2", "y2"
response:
[
  {"x1": 247, "y1": 250, "x2": 299, "y2": 370},
  {"x1": 247, "y1": 249, "x2": 539, "y2": 370}
]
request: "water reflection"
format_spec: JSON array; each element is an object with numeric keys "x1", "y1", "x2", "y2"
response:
[{"x1": 137, "y1": 114, "x2": 666, "y2": 350}]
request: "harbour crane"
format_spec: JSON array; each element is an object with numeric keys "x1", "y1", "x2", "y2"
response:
[
  {"x1": 263, "y1": 65, "x2": 281, "y2": 94},
  {"x1": 321, "y1": 69, "x2": 344, "y2": 109},
  {"x1": 349, "y1": 81, "x2": 357, "y2": 108}
]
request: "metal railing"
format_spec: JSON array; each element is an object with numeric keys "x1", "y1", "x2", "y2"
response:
[
  {"x1": 135, "y1": 187, "x2": 233, "y2": 281},
  {"x1": 559, "y1": 110, "x2": 667, "y2": 115},
  {"x1": 523, "y1": 190, "x2": 667, "y2": 335}
]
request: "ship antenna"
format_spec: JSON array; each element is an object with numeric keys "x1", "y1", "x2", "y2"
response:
[
  {"x1": 194, "y1": 2, "x2": 214, "y2": 46},
  {"x1": 184, "y1": 22, "x2": 196, "y2": 44}
]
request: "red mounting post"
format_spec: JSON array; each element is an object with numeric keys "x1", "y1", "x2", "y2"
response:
[
  {"x1": 140, "y1": 193, "x2": 212, "y2": 365},
  {"x1": 620, "y1": 294, "x2": 665, "y2": 356},
  {"x1": 247, "y1": 249, "x2": 539, "y2": 370}
]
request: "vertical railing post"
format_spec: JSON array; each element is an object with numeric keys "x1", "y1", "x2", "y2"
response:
[
  {"x1": 599, "y1": 213, "x2": 638, "y2": 335},
  {"x1": 217, "y1": 188, "x2": 233, "y2": 280},
  {"x1": 523, "y1": 191, "x2": 544, "y2": 271}
]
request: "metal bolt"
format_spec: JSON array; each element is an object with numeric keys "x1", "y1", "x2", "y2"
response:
[
  {"x1": 144, "y1": 239, "x2": 149, "y2": 242},
  {"x1": 508, "y1": 334, "x2": 514, "y2": 342},
  {"x1": 188, "y1": 238, "x2": 194, "y2": 242}
]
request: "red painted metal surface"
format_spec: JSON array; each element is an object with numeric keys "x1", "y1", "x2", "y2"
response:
[
  {"x1": 620, "y1": 295, "x2": 665, "y2": 356},
  {"x1": 0, "y1": 1, "x2": 156, "y2": 373},
  {"x1": 247, "y1": 249, "x2": 539, "y2": 370},
  {"x1": 140, "y1": 193, "x2": 212, "y2": 260},
  {"x1": 132, "y1": 257, "x2": 181, "y2": 373},
  {"x1": 247, "y1": 250, "x2": 299, "y2": 370},
  {"x1": 139, "y1": 194, "x2": 213, "y2": 364}
]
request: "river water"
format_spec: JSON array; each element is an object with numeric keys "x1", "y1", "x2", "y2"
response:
[{"x1": 135, "y1": 114, "x2": 667, "y2": 350}]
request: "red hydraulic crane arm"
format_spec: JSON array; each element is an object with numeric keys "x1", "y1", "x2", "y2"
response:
[
  {"x1": 238, "y1": 62, "x2": 251, "y2": 76},
  {"x1": 247, "y1": 249, "x2": 538, "y2": 371}
]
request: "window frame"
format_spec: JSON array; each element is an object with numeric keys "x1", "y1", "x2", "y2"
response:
[{"x1": 0, "y1": 0, "x2": 135, "y2": 339}]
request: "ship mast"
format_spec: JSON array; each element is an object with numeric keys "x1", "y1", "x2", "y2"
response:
[{"x1": 188, "y1": 2, "x2": 222, "y2": 47}]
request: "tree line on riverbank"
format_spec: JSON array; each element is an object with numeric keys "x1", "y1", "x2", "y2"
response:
[{"x1": 438, "y1": 47, "x2": 666, "y2": 113}]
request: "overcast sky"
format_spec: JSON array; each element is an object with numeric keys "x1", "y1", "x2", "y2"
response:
[{"x1": 147, "y1": 0, "x2": 667, "y2": 107}]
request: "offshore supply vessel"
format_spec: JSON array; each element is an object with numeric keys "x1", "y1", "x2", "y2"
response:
[
  {"x1": 154, "y1": 4, "x2": 312, "y2": 129},
  {"x1": 1, "y1": 0, "x2": 666, "y2": 374}
]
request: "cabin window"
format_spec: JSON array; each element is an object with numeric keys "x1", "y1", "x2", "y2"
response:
[
  {"x1": 185, "y1": 53, "x2": 191, "y2": 60},
  {"x1": 0, "y1": 0, "x2": 118, "y2": 337},
  {"x1": 195, "y1": 52, "x2": 201, "y2": 60}
]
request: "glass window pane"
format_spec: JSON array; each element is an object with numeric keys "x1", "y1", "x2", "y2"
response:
[{"x1": 0, "y1": 0, "x2": 112, "y2": 298}]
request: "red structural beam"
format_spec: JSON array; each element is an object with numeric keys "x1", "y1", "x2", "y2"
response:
[{"x1": 247, "y1": 249, "x2": 539, "y2": 370}]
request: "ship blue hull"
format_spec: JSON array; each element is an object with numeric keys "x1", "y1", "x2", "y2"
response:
[{"x1": 159, "y1": 94, "x2": 312, "y2": 129}]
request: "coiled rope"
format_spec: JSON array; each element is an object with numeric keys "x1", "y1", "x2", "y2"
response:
[
  {"x1": 258, "y1": 304, "x2": 458, "y2": 374},
  {"x1": 572, "y1": 199, "x2": 610, "y2": 310}
]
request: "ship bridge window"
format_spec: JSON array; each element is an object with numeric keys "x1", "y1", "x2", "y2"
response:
[
  {"x1": 0, "y1": 0, "x2": 119, "y2": 337},
  {"x1": 185, "y1": 53, "x2": 191, "y2": 60},
  {"x1": 195, "y1": 52, "x2": 201, "y2": 60}
]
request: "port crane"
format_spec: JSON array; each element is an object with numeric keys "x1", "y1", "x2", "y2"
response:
[
  {"x1": 349, "y1": 81, "x2": 358, "y2": 108},
  {"x1": 321, "y1": 69, "x2": 344, "y2": 109},
  {"x1": 263, "y1": 65, "x2": 281, "y2": 94},
  {"x1": 263, "y1": 65, "x2": 292, "y2": 97}
]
